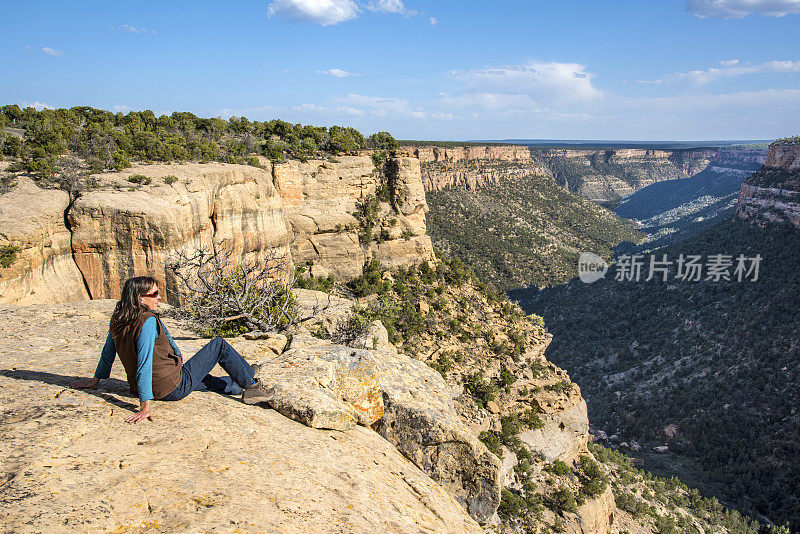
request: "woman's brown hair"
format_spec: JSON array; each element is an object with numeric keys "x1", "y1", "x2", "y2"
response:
[{"x1": 110, "y1": 276, "x2": 157, "y2": 337}]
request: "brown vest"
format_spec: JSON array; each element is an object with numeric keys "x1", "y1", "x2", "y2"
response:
[{"x1": 112, "y1": 310, "x2": 182, "y2": 399}]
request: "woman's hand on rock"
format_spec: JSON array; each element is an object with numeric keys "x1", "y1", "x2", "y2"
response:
[
  {"x1": 69, "y1": 377, "x2": 100, "y2": 389},
  {"x1": 125, "y1": 400, "x2": 154, "y2": 424}
]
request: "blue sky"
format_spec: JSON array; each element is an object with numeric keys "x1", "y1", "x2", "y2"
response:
[{"x1": 2, "y1": 0, "x2": 800, "y2": 140}]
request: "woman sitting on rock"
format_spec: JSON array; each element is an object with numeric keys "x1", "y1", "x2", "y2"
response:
[{"x1": 70, "y1": 276, "x2": 258, "y2": 423}]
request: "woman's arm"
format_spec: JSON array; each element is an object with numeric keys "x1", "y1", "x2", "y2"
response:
[
  {"x1": 126, "y1": 317, "x2": 157, "y2": 424},
  {"x1": 69, "y1": 332, "x2": 116, "y2": 389}
]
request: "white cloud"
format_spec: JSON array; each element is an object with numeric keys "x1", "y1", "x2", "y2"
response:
[
  {"x1": 619, "y1": 87, "x2": 800, "y2": 111},
  {"x1": 42, "y1": 47, "x2": 62, "y2": 57},
  {"x1": 452, "y1": 61, "x2": 603, "y2": 104},
  {"x1": 335, "y1": 106, "x2": 366, "y2": 116},
  {"x1": 20, "y1": 101, "x2": 54, "y2": 110},
  {"x1": 115, "y1": 24, "x2": 157, "y2": 35},
  {"x1": 439, "y1": 92, "x2": 540, "y2": 112},
  {"x1": 336, "y1": 94, "x2": 453, "y2": 120},
  {"x1": 318, "y1": 68, "x2": 357, "y2": 77},
  {"x1": 637, "y1": 59, "x2": 800, "y2": 85},
  {"x1": 429, "y1": 17, "x2": 437, "y2": 25},
  {"x1": 267, "y1": 0, "x2": 359, "y2": 25},
  {"x1": 687, "y1": 0, "x2": 800, "y2": 18},
  {"x1": 366, "y1": 0, "x2": 416, "y2": 16},
  {"x1": 113, "y1": 105, "x2": 132, "y2": 112}
]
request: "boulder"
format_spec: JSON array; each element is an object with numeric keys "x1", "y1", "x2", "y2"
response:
[
  {"x1": 243, "y1": 345, "x2": 384, "y2": 430},
  {"x1": 242, "y1": 331, "x2": 288, "y2": 354},
  {"x1": 565, "y1": 486, "x2": 616, "y2": 534},
  {"x1": 352, "y1": 319, "x2": 392, "y2": 351}
]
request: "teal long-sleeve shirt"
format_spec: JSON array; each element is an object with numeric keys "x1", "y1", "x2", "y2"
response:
[{"x1": 94, "y1": 317, "x2": 183, "y2": 402}]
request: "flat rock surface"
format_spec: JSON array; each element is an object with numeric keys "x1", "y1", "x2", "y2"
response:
[{"x1": 0, "y1": 300, "x2": 481, "y2": 533}]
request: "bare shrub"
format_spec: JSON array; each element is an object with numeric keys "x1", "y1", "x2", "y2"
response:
[{"x1": 167, "y1": 242, "x2": 298, "y2": 336}]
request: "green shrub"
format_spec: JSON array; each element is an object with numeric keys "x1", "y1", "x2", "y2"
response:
[
  {"x1": 246, "y1": 156, "x2": 266, "y2": 169},
  {"x1": 430, "y1": 351, "x2": 454, "y2": 377},
  {"x1": 0, "y1": 244, "x2": 21, "y2": 268},
  {"x1": 354, "y1": 194, "x2": 381, "y2": 244},
  {"x1": 654, "y1": 515, "x2": 678, "y2": 534},
  {"x1": 162, "y1": 175, "x2": 178, "y2": 185},
  {"x1": 613, "y1": 491, "x2": 650, "y2": 518},
  {"x1": 499, "y1": 365, "x2": 517, "y2": 387},
  {"x1": 127, "y1": 173, "x2": 150, "y2": 185},
  {"x1": 520, "y1": 408, "x2": 544, "y2": 430},
  {"x1": 545, "y1": 380, "x2": 572, "y2": 394},
  {"x1": 545, "y1": 460, "x2": 572, "y2": 476},
  {"x1": 577, "y1": 455, "x2": 608, "y2": 498},
  {"x1": 463, "y1": 371, "x2": 497, "y2": 408},
  {"x1": 545, "y1": 487, "x2": 578, "y2": 515},
  {"x1": 294, "y1": 267, "x2": 336, "y2": 292},
  {"x1": 498, "y1": 488, "x2": 526, "y2": 520},
  {"x1": 479, "y1": 430, "x2": 504, "y2": 459},
  {"x1": 499, "y1": 415, "x2": 522, "y2": 448},
  {"x1": 332, "y1": 306, "x2": 372, "y2": 344}
]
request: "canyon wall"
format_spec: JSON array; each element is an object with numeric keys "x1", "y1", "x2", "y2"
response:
[
  {"x1": 400, "y1": 145, "x2": 549, "y2": 192},
  {"x1": 736, "y1": 139, "x2": 800, "y2": 228},
  {"x1": 0, "y1": 156, "x2": 434, "y2": 305},
  {"x1": 532, "y1": 148, "x2": 717, "y2": 202},
  {"x1": 405, "y1": 144, "x2": 732, "y2": 205}
]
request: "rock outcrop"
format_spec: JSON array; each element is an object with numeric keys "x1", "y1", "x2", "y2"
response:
[
  {"x1": 274, "y1": 156, "x2": 433, "y2": 279},
  {"x1": 0, "y1": 300, "x2": 483, "y2": 533},
  {"x1": 736, "y1": 139, "x2": 800, "y2": 228},
  {"x1": 519, "y1": 378, "x2": 590, "y2": 464},
  {"x1": 370, "y1": 346, "x2": 503, "y2": 523},
  {"x1": 242, "y1": 322, "x2": 505, "y2": 524},
  {"x1": 1, "y1": 156, "x2": 434, "y2": 305},
  {"x1": 0, "y1": 178, "x2": 89, "y2": 304}
]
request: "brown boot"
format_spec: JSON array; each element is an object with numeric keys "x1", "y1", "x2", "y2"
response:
[{"x1": 242, "y1": 381, "x2": 275, "y2": 405}]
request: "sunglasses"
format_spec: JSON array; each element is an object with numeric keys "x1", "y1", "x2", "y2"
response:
[{"x1": 143, "y1": 289, "x2": 160, "y2": 298}]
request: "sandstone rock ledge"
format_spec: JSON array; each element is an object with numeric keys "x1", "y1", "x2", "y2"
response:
[{"x1": 0, "y1": 300, "x2": 481, "y2": 533}]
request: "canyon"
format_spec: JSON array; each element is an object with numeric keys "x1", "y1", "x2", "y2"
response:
[
  {"x1": 0, "y1": 154, "x2": 617, "y2": 532},
  {"x1": 404, "y1": 144, "x2": 722, "y2": 204}
]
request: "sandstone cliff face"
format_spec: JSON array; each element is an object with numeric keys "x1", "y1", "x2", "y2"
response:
[
  {"x1": 406, "y1": 144, "x2": 720, "y2": 204},
  {"x1": 69, "y1": 163, "x2": 291, "y2": 303},
  {"x1": 0, "y1": 178, "x2": 89, "y2": 304},
  {"x1": 532, "y1": 148, "x2": 716, "y2": 202},
  {"x1": 275, "y1": 156, "x2": 433, "y2": 279},
  {"x1": 2, "y1": 157, "x2": 434, "y2": 305},
  {"x1": 736, "y1": 140, "x2": 800, "y2": 228},
  {"x1": 400, "y1": 145, "x2": 550, "y2": 192},
  {"x1": 765, "y1": 140, "x2": 800, "y2": 170},
  {"x1": 406, "y1": 145, "x2": 532, "y2": 164}
]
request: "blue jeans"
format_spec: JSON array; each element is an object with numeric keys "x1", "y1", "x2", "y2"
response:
[{"x1": 160, "y1": 337, "x2": 255, "y2": 401}]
